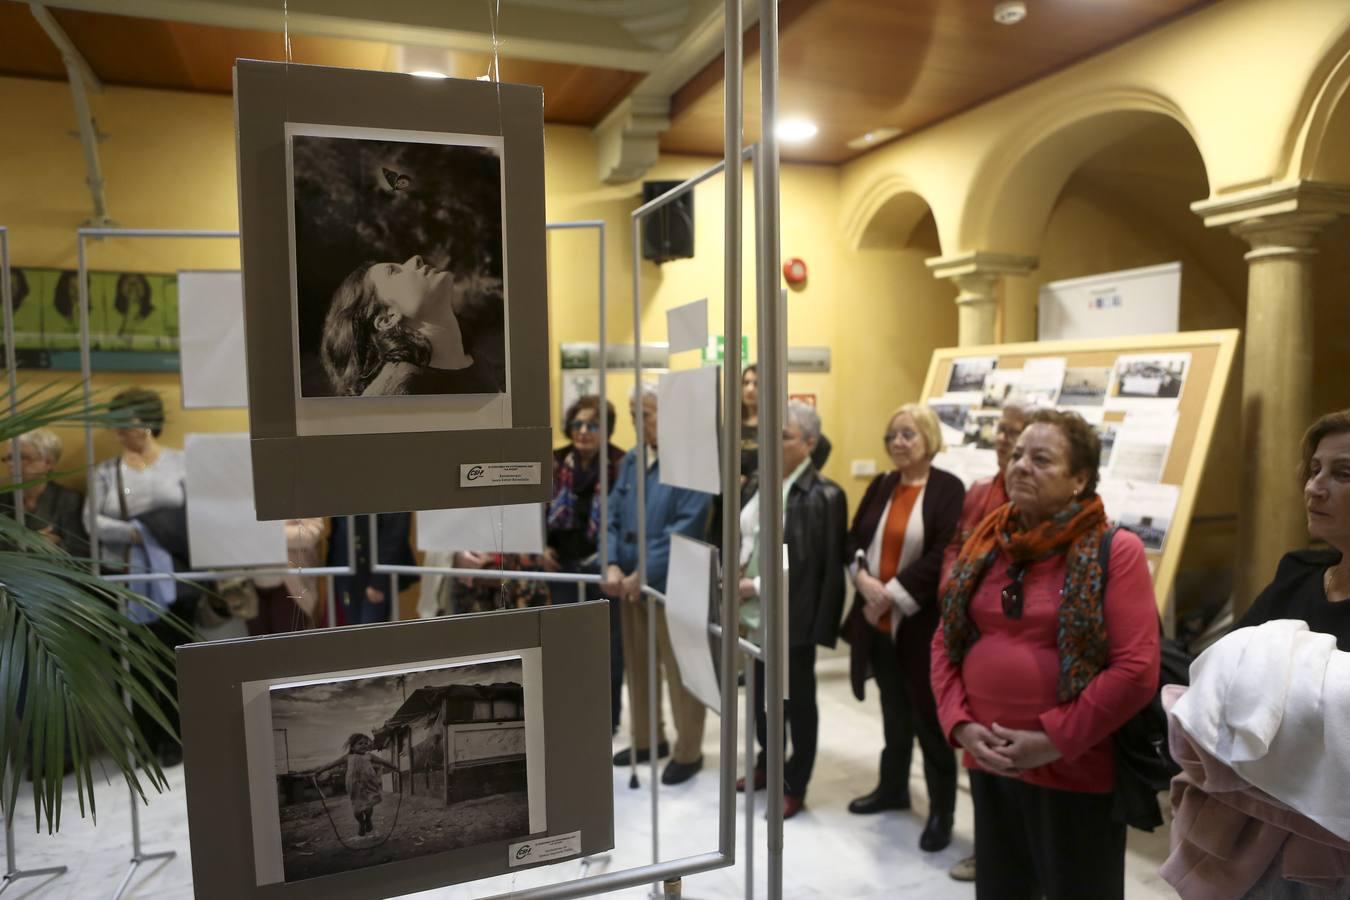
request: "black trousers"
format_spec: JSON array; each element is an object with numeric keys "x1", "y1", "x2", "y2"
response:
[
  {"x1": 970, "y1": 770, "x2": 1126, "y2": 900},
  {"x1": 867, "y1": 627, "x2": 956, "y2": 816},
  {"x1": 752, "y1": 644, "x2": 819, "y2": 798}
]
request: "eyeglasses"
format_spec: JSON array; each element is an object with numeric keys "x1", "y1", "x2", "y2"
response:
[
  {"x1": 1000, "y1": 564, "x2": 1028, "y2": 619},
  {"x1": 884, "y1": 429, "x2": 917, "y2": 445},
  {"x1": 568, "y1": 420, "x2": 601, "y2": 434}
]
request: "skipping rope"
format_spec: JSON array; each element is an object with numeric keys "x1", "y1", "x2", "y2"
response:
[{"x1": 309, "y1": 773, "x2": 406, "y2": 852}]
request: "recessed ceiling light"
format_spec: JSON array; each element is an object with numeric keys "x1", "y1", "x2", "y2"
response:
[
  {"x1": 846, "y1": 127, "x2": 903, "y2": 150},
  {"x1": 411, "y1": 69, "x2": 449, "y2": 79},
  {"x1": 994, "y1": 1, "x2": 1027, "y2": 25},
  {"x1": 775, "y1": 119, "x2": 818, "y2": 143}
]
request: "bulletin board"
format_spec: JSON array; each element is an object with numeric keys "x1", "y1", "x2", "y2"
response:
[{"x1": 919, "y1": 329, "x2": 1240, "y2": 617}]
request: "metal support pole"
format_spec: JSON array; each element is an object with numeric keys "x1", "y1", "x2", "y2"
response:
[
  {"x1": 1, "y1": 805, "x2": 68, "y2": 894},
  {"x1": 754, "y1": 0, "x2": 785, "y2": 893},
  {"x1": 2, "y1": 228, "x2": 27, "y2": 531},
  {"x1": 743, "y1": 650, "x2": 756, "y2": 900},
  {"x1": 720, "y1": 0, "x2": 745, "y2": 885}
]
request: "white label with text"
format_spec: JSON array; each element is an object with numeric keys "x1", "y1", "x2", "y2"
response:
[
  {"x1": 459, "y1": 462, "x2": 542, "y2": 487},
  {"x1": 509, "y1": 831, "x2": 581, "y2": 867}
]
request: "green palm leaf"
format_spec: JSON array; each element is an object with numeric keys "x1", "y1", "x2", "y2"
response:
[{"x1": 1, "y1": 381, "x2": 194, "y2": 833}]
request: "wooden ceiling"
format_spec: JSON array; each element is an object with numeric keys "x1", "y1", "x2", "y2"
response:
[
  {"x1": 665, "y1": 0, "x2": 1215, "y2": 163},
  {"x1": 0, "y1": 5, "x2": 644, "y2": 126},
  {"x1": 0, "y1": 0, "x2": 1212, "y2": 163}
]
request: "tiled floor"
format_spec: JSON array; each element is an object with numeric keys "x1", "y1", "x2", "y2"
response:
[{"x1": 5, "y1": 657, "x2": 1177, "y2": 899}]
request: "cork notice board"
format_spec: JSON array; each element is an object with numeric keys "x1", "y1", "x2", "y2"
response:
[{"x1": 919, "y1": 329, "x2": 1239, "y2": 616}]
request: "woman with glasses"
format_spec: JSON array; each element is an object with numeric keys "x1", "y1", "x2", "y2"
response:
[
  {"x1": 841, "y1": 403, "x2": 964, "y2": 852},
  {"x1": 931, "y1": 408, "x2": 1159, "y2": 900},
  {"x1": 546, "y1": 394, "x2": 626, "y2": 728}
]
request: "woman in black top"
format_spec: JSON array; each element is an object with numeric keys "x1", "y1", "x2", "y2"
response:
[
  {"x1": 1236, "y1": 409, "x2": 1350, "y2": 649},
  {"x1": 2, "y1": 428, "x2": 88, "y2": 556}
]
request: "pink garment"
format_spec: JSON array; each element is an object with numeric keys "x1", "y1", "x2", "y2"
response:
[{"x1": 1161, "y1": 685, "x2": 1350, "y2": 900}]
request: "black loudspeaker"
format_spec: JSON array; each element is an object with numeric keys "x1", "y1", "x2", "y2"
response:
[{"x1": 641, "y1": 180, "x2": 694, "y2": 263}]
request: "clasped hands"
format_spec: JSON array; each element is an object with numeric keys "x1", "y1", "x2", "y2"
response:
[
  {"x1": 602, "y1": 564, "x2": 643, "y2": 603},
  {"x1": 854, "y1": 570, "x2": 894, "y2": 628},
  {"x1": 952, "y1": 721, "x2": 1062, "y2": 776}
]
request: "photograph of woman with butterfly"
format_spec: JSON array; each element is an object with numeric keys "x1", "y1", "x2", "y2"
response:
[{"x1": 288, "y1": 125, "x2": 509, "y2": 398}]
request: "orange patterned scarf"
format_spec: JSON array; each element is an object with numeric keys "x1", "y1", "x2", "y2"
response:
[{"x1": 940, "y1": 495, "x2": 1111, "y2": 702}]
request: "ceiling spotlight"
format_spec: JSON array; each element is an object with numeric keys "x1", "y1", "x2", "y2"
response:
[
  {"x1": 994, "y1": 1, "x2": 1027, "y2": 25},
  {"x1": 846, "y1": 127, "x2": 903, "y2": 150},
  {"x1": 775, "y1": 119, "x2": 818, "y2": 143},
  {"x1": 411, "y1": 70, "x2": 449, "y2": 79}
]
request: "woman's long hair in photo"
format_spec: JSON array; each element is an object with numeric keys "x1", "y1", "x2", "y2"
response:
[
  {"x1": 114, "y1": 273, "x2": 154, "y2": 319},
  {"x1": 320, "y1": 263, "x2": 432, "y2": 396}
]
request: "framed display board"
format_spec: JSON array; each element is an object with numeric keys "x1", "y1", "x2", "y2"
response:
[
  {"x1": 920, "y1": 329, "x2": 1239, "y2": 613},
  {"x1": 234, "y1": 59, "x2": 553, "y2": 518},
  {"x1": 178, "y1": 603, "x2": 614, "y2": 899}
]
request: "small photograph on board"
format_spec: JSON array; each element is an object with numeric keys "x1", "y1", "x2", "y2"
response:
[
  {"x1": 945, "y1": 356, "x2": 998, "y2": 399},
  {"x1": 1106, "y1": 352, "x2": 1190, "y2": 407},
  {"x1": 980, "y1": 370, "x2": 1022, "y2": 410},
  {"x1": 962, "y1": 410, "x2": 1002, "y2": 450},
  {"x1": 1096, "y1": 421, "x2": 1120, "y2": 468},
  {"x1": 1006, "y1": 357, "x2": 1065, "y2": 409},
  {"x1": 268, "y1": 657, "x2": 533, "y2": 883},
  {"x1": 931, "y1": 402, "x2": 971, "y2": 447},
  {"x1": 289, "y1": 124, "x2": 508, "y2": 399},
  {"x1": 1058, "y1": 367, "x2": 1112, "y2": 408},
  {"x1": 1118, "y1": 511, "x2": 1171, "y2": 551}
]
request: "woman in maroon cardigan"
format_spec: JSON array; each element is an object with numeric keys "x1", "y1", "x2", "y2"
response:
[
  {"x1": 931, "y1": 409, "x2": 1159, "y2": 900},
  {"x1": 841, "y1": 403, "x2": 964, "y2": 852}
]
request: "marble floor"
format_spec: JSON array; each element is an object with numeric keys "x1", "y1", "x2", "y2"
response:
[{"x1": 4, "y1": 656, "x2": 1178, "y2": 899}]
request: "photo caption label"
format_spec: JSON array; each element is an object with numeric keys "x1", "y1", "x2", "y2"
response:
[
  {"x1": 508, "y1": 831, "x2": 581, "y2": 868},
  {"x1": 460, "y1": 462, "x2": 542, "y2": 487}
]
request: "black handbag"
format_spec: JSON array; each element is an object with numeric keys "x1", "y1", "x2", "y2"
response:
[{"x1": 1097, "y1": 526, "x2": 1193, "y2": 831}]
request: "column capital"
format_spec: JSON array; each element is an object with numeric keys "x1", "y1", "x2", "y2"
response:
[
  {"x1": 925, "y1": 250, "x2": 1039, "y2": 282},
  {"x1": 1190, "y1": 179, "x2": 1350, "y2": 229}
]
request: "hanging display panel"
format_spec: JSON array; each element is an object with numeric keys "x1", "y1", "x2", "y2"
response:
[
  {"x1": 235, "y1": 60, "x2": 553, "y2": 518},
  {"x1": 178, "y1": 602, "x2": 614, "y2": 900}
]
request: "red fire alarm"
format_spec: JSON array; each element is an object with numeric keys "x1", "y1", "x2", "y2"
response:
[{"x1": 783, "y1": 256, "x2": 808, "y2": 286}]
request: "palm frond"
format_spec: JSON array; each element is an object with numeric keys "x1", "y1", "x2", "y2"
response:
[{"x1": 1, "y1": 378, "x2": 192, "y2": 833}]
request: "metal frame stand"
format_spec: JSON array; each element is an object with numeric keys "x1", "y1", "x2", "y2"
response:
[
  {"x1": 0, "y1": 225, "x2": 71, "y2": 895},
  {"x1": 71, "y1": 227, "x2": 353, "y2": 899}
]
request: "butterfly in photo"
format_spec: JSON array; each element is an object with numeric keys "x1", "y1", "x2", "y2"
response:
[{"x1": 382, "y1": 167, "x2": 413, "y2": 191}]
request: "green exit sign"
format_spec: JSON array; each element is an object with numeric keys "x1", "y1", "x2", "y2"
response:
[{"x1": 701, "y1": 335, "x2": 751, "y2": 364}]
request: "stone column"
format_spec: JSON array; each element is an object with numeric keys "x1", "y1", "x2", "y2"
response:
[
  {"x1": 1193, "y1": 181, "x2": 1349, "y2": 613},
  {"x1": 926, "y1": 251, "x2": 1038, "y2": 346}
]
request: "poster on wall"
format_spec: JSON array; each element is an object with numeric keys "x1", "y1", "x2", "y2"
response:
[
  {"x1": 6, "y1": 267, "x2": 180, "y2": 371},
  {"x1": 1038, "y1": 262, "x2": 1181, "y2": 341},
  {"x1": 235, "y1": 60, "x2": 554, "y2": 518}
]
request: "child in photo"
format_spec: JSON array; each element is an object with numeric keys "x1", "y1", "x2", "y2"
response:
[{"x1": 308, "y1": 732, "x2": 400, "y2": 836}]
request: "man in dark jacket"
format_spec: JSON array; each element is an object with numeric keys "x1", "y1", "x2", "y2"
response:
[
  {"x1": 327, "y1": 513, "x2": 418, "y2": 625},
  {"x1": 736, "y1": 400, "x2": 848, "y2": 818}
]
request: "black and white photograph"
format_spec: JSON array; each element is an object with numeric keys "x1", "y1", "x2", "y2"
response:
[
  {"x1": 1096, "y1": 421, "x2": 1120, "y2": 468},
  {"x1": 1107, "y1": 352, "x2": 1190, "y2": 404},
  {"x1": 980, "y1": 369, "x2": 1022, "y2": 410},
  {"x1": 268, "y1": 656, "x2": 532, "y2": 882},
  {"x1": 1119, "y1": 511, "x2": 1170, "y2": 551},
  {"x1": 962, "y1": 410, "x2": 1003, "y2": 450},
  {"x1": 1058, "y1": 366, "x2": 1112, "y2": 407},
  {"x1": 289, "y1": 124, "x2": 508, "y2": 399},
  {"x1": 944, "y1": 356, "x2": 998, "y2": 397},
  {"x1": 932, "y1": 401, "x2": 971, "y2": 447}
]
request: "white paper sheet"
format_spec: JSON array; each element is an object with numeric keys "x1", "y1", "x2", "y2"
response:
[
  {"x1": 185, "y1": 433, "x2": 287, "y2": 567},
  {"x1": 1009, "y1": 357, "x2": 1065, "y2": 408},
  {"x1": 1100, "y1": 480, "x2": 1180, "y2": 552},
  {"x1": 1106, "y1": 411, "x2": 1178, "y2": 484},
  {"x1": 665, "y1": 534, "x2": 721, "y2": 712},
  {"x1": 933, "y1": 446, "x2": 1000, "y2": 489},
  {"x1": 666, "y1": 298, "x2": 709, "y2": 354},
  {"x1": 657, "y1": 366, "x2": 721, "y2": 495},
  {"x1": 179, "y1": 270, "x2": 249, "y2": 409},
  {"x1": 415, "y1": 504, "x2": 545, "y2": 554}
]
